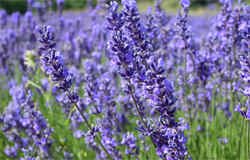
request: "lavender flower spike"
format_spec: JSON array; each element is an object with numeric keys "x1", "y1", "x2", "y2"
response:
[
  {"x1": 108, "y1": 1, "x2": 189, "y2": 159},
  {"x1": 38, "y1": 25, "x2": 113, "y2": 159},
  {"x1": 235, "y1": 55, "x2": 250, "y2": 120},
  {"x1": 239, "y1": 55, "x2": 250, "y2": 97}
]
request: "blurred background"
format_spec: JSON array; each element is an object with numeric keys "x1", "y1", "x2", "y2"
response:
[{"x1": 1, "y1": 0, "x2": 250, "y2": 14}]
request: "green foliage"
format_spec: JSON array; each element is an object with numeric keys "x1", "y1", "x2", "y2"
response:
[
  {"x1": 0, "y1": 0, "x2": 27, "y2": 14},
  {"x1": 63, "y1": 0, "x2": 87, "y2": 10},
  {"x1": 190, "y1": 0, "x2": 217, "y2": 6},
  {"x1": 0, "y1": 0, "x2": 96, "y2": 13},
  {"x1": 0, "y1": 87, "x2": 11, "y2": 160}
]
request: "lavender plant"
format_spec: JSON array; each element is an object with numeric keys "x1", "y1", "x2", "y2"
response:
[
  {"x1": 107, "y1": 1, "x2": 188, "y2": 159},
  {"x1": 0, "y1": 83, "x2": 52, "y2": 159},
  {"x1": 0, "y1": 0, "x2": 250, "y2": 159},
  {"x1": 38, "y1": 25, "x2": 117, "y2": 159}
]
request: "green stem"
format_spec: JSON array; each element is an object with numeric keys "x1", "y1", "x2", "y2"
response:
[
  {"x1": 239, "y1": 118, "x2": 244, "y2": 160},
  {"x1": 183, "y1": 48, "x2": 192, "y2": 125},
  {"x1": 72, "y1": 103, "x2": 113, "y2": 160},
  {"x1": 247, "y1": 120, "x2": 249, "y2": 160},
  {"x1": 33, "y1": 80, "x2": 113, "y2": 159}
]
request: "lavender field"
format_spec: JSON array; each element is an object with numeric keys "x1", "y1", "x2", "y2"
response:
[{"x1": 0, "y1": 0, "x2": 249, "y2": 159}]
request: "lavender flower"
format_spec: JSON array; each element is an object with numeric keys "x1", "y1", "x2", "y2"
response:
[
  {"x1": 0, "y1": 10, "x2": 7, "y2": 28},
  {"x1": 38, "y1": 26, "x2": 75, "y2": 101},
  {"x1": 180, "y1": 0, "x2": 191, "y2": 9},
  {"x1": 121, "y1": 133, "x2": 139, "y2": 156},
  {"x1": 38, "y1": 25, "x2": 113, "y2": 159},
  {"x1": 239, "y1": 55, "x2": 250, "y2": 97},
  {"x1": 235, "y1": 101, "x2": 250, "y2": 120},
  {"x1": 11, "y1": 12, "x2": 21, "y2": 28},
  {"x1": 0, "y1": 84, "x2": 52, "y2": 158},
  {"x1": 57, "y1": 0, "x2": 64, "y2": 16},
  {"x1": 33, "y1": 1, "x2": 46, "y2": 22},
  {"x1": 107, "y1": 1, "x2": 188, "y2": 159},
  {"x1": 235, "y1": 54, "x2": 250, "y2": 119}
]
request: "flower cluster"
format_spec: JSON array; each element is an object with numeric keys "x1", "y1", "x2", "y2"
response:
[
  {"x1": 107, "y1": 0, "x2": 188, "y2": 159},
  {"x1": 239, "y1": 55, "x2": 250, "y2": 97},
  {"x1": 0, "y1": 83, "x2": 52, "y2": 158},
  {"x1": 38, "y1": 25, "x2": 78, "y2": 105}
]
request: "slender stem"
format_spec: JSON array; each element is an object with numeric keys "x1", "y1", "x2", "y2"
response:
[
  {"x1": 72, "y1": 103, "x2": 113, "y2": 160},
  {"x1": 247, "y1": 120, "x2": 249, "y2": 160},
  {"x1": 87, "y1": 86, "x2": 101, "y2": 113},
  {"x1": 243, "y1": 120, "x2": 246, "y2": 160},
  {"x1": 183, "y1": 46, "x2": 193, "y2": 126},
  {"x1": 64, "y1": 89, "x2": 112, "y2": 159},
  {"x1": 248, "y1": 98, "x2": 250, "y2": 160},
  {"x1": 239, "y1": 118, "x2": 244, "y2": 160},
  {"x1": 128, "y1": 80, "x2": 156, "y2": 148}
]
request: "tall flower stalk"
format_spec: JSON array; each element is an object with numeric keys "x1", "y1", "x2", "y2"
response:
[
  {"x1": 107, "y1": 1, "x2": 188, "y2": 159},
  {"x1": 38, "y1": 25, "x2": 113, "y2": 159}
]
